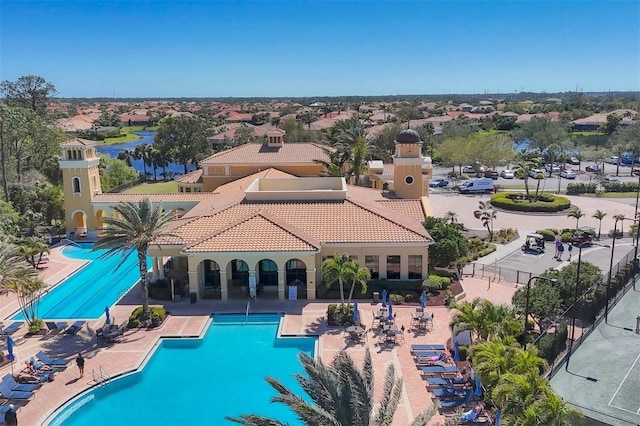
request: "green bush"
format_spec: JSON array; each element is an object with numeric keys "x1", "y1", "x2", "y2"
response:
[
  {"x1": 389, "y1": 293, "x2": 405, "y2": 304},
  {"x1": 603, "y1": 181, "x2": 639, "y2": 193},
  {"x1": 560, "y1": 231, "x2": 573, "y2": 242},
  {"x1": 536, "y1": 324, "x2": 568, "y2": 364},
  {"x1": 128, "y1": 306, "x2": 167, "y2": 328},
  {"x1": 422, "y1": 275, "x2": 451, "y2": 292},
  {"x1": 326, "y1": 303, "x2": 355, "y2": 326},
  {"x1": 491, "y1": 192, "x2": 571, "y2": 213},
  {"x1": 536, "y1": 229, "x2": 557, "y2": 241},
  {"x1": 566, "y1": 183, "x2": 597, "y2": 195}
]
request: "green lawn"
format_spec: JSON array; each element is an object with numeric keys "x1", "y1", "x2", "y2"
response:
[
  {"x1": 100, "y1": 125, "x2": 159, "y2": 145},
  {"x1": 122, "y1": 181, "x2": 178, "y2": 194}
]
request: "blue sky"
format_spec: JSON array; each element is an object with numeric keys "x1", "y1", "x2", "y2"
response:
[{"x1": 1, "y1": 1, "x2": 638, "y2": 98}]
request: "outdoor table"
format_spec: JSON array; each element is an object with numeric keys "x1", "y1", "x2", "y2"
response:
[{"x1": 346, "y1": 326, "x2": 365, "y2": 335}]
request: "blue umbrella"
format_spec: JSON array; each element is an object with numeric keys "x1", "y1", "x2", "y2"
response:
[
  {"x1": 494, "y1": 411, "x2": 501, "y2": 426},
  {"x1": 105, "y1": 306, "x2": 111, "y2": 325},
  {"x1": 387, "y1": 299, "x2": 393, "y2": 321},
  {"x1": 352, "y1": 302, "x2": 359, "y2": 324},
  {"x1": 420, "y1": 290, "x2": 427, "y2": 309},
  {"x1": 381, "y1": 290, "x2": 387, "y2": 307},
  {"x1": 453, "y1": 340, "x2": 460, "y2": 362},
  {"x1": 7, "y1": 336, "x2": 15, "y2": 375},
  {"x1": 474, "y1": 376, "x2": 483, "y2": 397}
]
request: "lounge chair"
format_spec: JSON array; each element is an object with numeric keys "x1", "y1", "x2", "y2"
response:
[
  {"x1": 420, "y1": 366, "x2": 459, "y2": 376},
  {"x1": 2, "y1": 374, "x2": 39, "y2": 392},
  {"x1": 426, "y1": 377, "x2": 467, "y2": 388},
  {"x1": 45, "y1": 321, "x2": 67, "y2": 335},
  {"x1": 0, "y1": 382, "x2": 33, "y2": 400},
  {"x1": 0, "y1": 322, "x2": 22, "y2": 336},
  {"x1": 64, "y1": 321, "x2": 85, "y2": 336},
  {"x1": 36, "y1": 351, "x2": 70, "y2": 367},
  {"x1": 413, "y1": 351, "x2": 441, "y2": 358},
  {"x1": 410, "y1": 344, "x2": 446, "y2": 352},
  {"x1": 432, "y1": 387, "x2": 471, "y2": 399}
]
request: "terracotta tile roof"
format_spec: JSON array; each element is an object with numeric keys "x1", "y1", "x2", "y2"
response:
[
  {"x1": 60, "y1": 138, "x2": 96, "y2": 147},
  {"x1": 376, "y1": 199, "x2": 427, "y2": 222},
  {"x1": 183, "y1": 211, "x2": 320, "y2": 253},
  {"x1": 175, "y1": 169, "x2": 203, "y2": 184},
  {"x1": 215, "y1": 168, "x2": 296, "y2": 194},
  {"x1": 200, "y1": 143, "x2": 332, "y2": 165},
  {"x1": 92, "y1": 193, "x2": 216, "y2": 204}
]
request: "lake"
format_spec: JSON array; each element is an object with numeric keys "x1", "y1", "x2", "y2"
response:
[{"x1": 96, "y1": 130, "x2": 196, "y2": 178}]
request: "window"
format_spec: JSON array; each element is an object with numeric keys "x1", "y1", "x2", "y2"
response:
[
  {"x1": 365, "y1": 255, "x2": 379, "y2": 279},
  {"x1": 72, "y1": 177, "x2": 81, "y2": 193},
  {"x1": 348, "y1": 255, "x2": 358, "y2": 262},
  {"x1": 408, "y1": 255, "x2": 422, "y2": 279},
  {"x1": 405, "y1": 176, "x2": 414, "y2": 185},
  {"x1": 386, "y1": 255, "x2": 400, "y2": 279}
]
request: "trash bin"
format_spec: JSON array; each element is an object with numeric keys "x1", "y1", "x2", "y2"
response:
[
  {"x1": 372, "y1": 292, "x2": 380, "y2": 303},
  {"x1": 190, "y1": 292, "x2": 197, "y2": 304}
]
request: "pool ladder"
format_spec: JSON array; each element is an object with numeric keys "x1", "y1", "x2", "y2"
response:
[
  {"x1": 92, "y1": 366, "x2": 111, "y2": 386},
  {"x1": 245, "y1": 300, "x2": 250, "y2": 320}
]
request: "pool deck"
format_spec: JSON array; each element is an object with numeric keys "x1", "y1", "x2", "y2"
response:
[{"x1": 0, "y1": 244, "x2": 518, "y2": 425}]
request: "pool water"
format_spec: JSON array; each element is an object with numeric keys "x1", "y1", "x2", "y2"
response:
[
  {"x1": 13, "y1": 244, "x2": 149, "y2": 320},
  {"x1": 49, "y1": 314, "x2": 315, "y2": 425}
]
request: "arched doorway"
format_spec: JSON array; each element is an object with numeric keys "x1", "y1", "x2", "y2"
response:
[
  {"x1": 228, "y1": 259, "x2": 249, "y2": 298},
  {"x1": 286, "y1": 258, "x2": 307, "y2": 299},
  {"x1": 258, "y1": 259, "x2": 278, "y2": 287},
  {"x1": 95, "y1": 209, "x2": 106, "y2": 231},
  {"x1": 201, "y1": 260, "x2": 221, "y2": 299},
  {"x1": 71, "y1": 210, "x2": 87, "y2": 238}
]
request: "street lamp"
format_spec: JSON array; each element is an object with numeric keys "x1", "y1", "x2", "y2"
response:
[
  {"x1": 566, "y1": 240, "x2": 610, "y2": 371},
  {"x1": 522, "y1": 276, "x2": 558, "y2": 349}
]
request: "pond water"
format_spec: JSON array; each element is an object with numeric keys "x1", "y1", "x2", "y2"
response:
[{"x1": 96, "y1": 130, "x2": 197, "y2": 178}]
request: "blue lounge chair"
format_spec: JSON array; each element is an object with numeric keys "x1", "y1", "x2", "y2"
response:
[
  {"x1": 0, "y1": 322, "x2": 22, "y2": 336},
  {"x1": 64, "y1": 321, "x2": 85, "y2": 336},
  {"x1": 2, "y1": 374, "x2": 39, "y2": 392},
  {"x1": 437, "y1": 389, "x2": 473, "y2": 408},
  {"x1": 421, "y1": 366, "x2": 459, "y2": 376},
  {"x1": 46, "y1": 321, "x2": 67, "y2": 335},
  {"x1": 411, "y1": 344, "x2": 446, "y2": 351},
  {"x1": 426, "y1": 377, "x2": 467, "y2": 388},
  {"x1": 432, "y1": 387, "x2": 470, "y2": 399},
  {"x1": 412, "y1": 351, "x2": 440, "y2": 358},
  {"x1": 0, "y1": 381, "x2": 33, "y2": 399},
  {"x1": 36, "y1": 351, "x2": 70, "y2": 366}
]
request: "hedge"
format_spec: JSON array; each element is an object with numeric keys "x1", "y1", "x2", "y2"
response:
[
  {"x1": 491, "y1": 192, "x2": 571, "y2": 213},
  {"x1": 128, "y1": 306, "x2": 167, "y2": 328},
  {"x1": 566, "y1": 183, "x2": 597, "y2": 195}
]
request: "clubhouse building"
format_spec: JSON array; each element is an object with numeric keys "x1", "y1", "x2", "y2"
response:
[{"x1": 59, "y1": 128, "x2": 434, "y2": 301}]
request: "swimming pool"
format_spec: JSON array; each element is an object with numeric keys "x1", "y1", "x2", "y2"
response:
[
  {"x1": 48, "y1": 314, "x2": 315, "y2": 425},
  {"x1": 13, "y1": 243, "x2": 149, "y2": 320}
]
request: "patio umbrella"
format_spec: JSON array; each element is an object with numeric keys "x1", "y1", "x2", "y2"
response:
[
  {"x1": 420, "y1": 290, "x2": 427, "y2": 309},
  {"x1": 352, "y1": 302, "x2": 359, "y2": 324},
  {"x1": 474, "y1": 376, "x2": 483, "y2": 397},
  {"x1": 381, "y1": 290, "x2": 387, "y2": 307},
  {"x1": 387, "y1": 299, "x2": 393, "y2": 321},
  {"x1": 7, "y1": 336, "x2": 15, "y2": 375},
  {"x1": 105, "y1": 306, "x2": 111, "y2": 325},
  {"x1": 453, "y1": 340, "x2": 460, "y2": 362}
]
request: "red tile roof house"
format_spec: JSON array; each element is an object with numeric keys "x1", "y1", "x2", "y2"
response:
[{"x1": 120, "y1": 114, "x2": 152, "y2": 126}]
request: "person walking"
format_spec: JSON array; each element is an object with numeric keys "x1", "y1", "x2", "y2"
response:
[
  {"x1": 568, "y1": 243, "x2": 573, "y2": 259},
  {"x1": 5, "y1": 404, "x2": 17, "y2": 426},
  {"x1": 76, "y1": 352, "x2": 85, "y2": 378},
  {"x1": 557, "y1": 243, "x2": 565, "y2": 261}
]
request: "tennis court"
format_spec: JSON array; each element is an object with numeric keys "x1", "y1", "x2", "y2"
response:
[{"x1": 550, "y1": 281, "x2": 640, "y2": 426}]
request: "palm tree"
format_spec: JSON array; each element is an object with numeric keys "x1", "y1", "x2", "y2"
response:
[
  {"x1": 493, "y1": 370, "x2": 548, "y2": 417},
  {"x1": 513, "y1": 157, "x2": 538, "y2": 201},
  {"x1": 322, "y1": 253, "x2": 351, "y2": 310},
  {"x1": 444, "y1": 211, "x2": 458, "y2": 224},
  {"x1": 93, "y1": 198, "x2": 175, "y2": 320},
  {"x1": 226, "y1": 348, "x2": 437, "y2": 426},
  {"x1": 0, "y1": 243, "x2": 33, "y2": 290},
  {"x1": 535, "y1": 388, "x2": 584, "y2": 425},
  {"x1": 16, "y1": 236, "x2": 50, "y2": 269},
  {"x1": 270, "y1": 116, "x2": 281, "y2": 129},
  {"x1": 567, "y1": 208, "x2": 585, "y2": 229},
  {"x1": 5, "y1": 273, "x2": 47, "y2": 328},
  {"x1": 592, "y1": 210, "x2": 607, "y2": 239},
  {"x1": 344, "y1": 259, "x2": 371, "y2": 308},
  {"x1": 474, "y1": 201, "x2": 497, "y2": 241},
  {"x1": 117, "y1": 148, "x2": 135, "y2": 167}
]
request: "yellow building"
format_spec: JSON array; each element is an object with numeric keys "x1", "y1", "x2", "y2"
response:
[{"x1": 60, "y1": 130, "x2": 434, "y2": 301}]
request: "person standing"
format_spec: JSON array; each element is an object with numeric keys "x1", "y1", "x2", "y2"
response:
[
  {"x1": 5, "y1": 404, "x2": 17, "y2": 426},
  {"x1": 76, "y1": 352, "x2": 85, "y2": 378},
  {"x1": 568, "y1": 243, "x2": 573, "y2": 259}
]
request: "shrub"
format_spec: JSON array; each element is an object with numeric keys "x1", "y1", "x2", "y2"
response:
[
  {"x1": 491, "y1": 192, "x2": 571, "y2": 213},
  {"x1": 566, "y1": 183, "x2": 597, "y2": 195},
  {"x1": 389, "y1": 293, "x2": 405, "y2": 304},
  {"x1": 537, "y1": 229, "x2": 558, "y2": 241},
  {"x1": 326, "y1": 303, "x2": 355, "y2": 326},
  {"x1": 560, "y1": 231, "x2": 573, "y2": 242},
  {"x1": 536, "y1": 324, "x2": 568, "y2": 365},
  {"x1": 128, "y1": 306, "x2": 167, "y2": 328},
  {"x1": 422, "y1": 275, "x2": 451, "y2": 292},
  {"x1": 29, "y1": 318, "x2": 44, "y2": 333}
]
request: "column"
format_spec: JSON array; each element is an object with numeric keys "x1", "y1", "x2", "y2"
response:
[
  {"x1": 188, "y1": 271, "x2": 198, "y2": 300},
  {"x1": 158, "y1": 257, "x2": 166, "y2": 279},
  {"x1": 278, "y1": 270, "x2": 285, "y2": 300},
  {"x1": 220, "y1": 270, "x2": 228, "y2": 301},
  {"x1": 151, "y1": 257, "x2": 159, "y2": 282},
  {"x1": 306, "y1": 269, "x2": 316, "y2": 300}
]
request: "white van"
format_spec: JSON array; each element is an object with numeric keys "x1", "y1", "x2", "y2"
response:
[{"x1": 458, "y1": 178, "x2": 494, "y2": 194}]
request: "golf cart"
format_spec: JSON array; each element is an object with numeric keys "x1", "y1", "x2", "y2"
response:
[{"x1": 522, "y1": 233, "x2": 546, "y2": 254}]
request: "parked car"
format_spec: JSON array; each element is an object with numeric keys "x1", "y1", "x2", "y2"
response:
[
  {"x1": 484, "y1": 169, "x2": 499, "y2": 179},
  {"x1": 606, "y1": 156, "x2": 620, "y2": 164},
  {"x1": 585, "y1": 164, "x2": 601, "y2": 172},
  {"x1": 528, "y1": 168, "x2": 545, "y2": 178},
  {"x1": 544, "y1": 163, "x2": 561, "y2": 173},
  {"x1": 429, "y1": 178, "x2": 449, "y2": 188},
  {"x1": 500, "y1": 169, "x2": 515, "y2": 179},
  {"x1": 568, "y1": 157, "x2": 580, "y2": 165},
  {"x1": 604, "y1": 176, "x2": 620, "y2": 183},
  {"x1": 560, "y1": 170, "x2": 576, "y2": 179},
  {"x1": 462, "y1": 165, "x2": 476, "y2": 174},
  {"x1": 571, "y1": 227, "x2": 595, "y2": 245},
  {"x1": 458, "y1": 178, "x2": 494, "y2": 194},
  {"x1": 620, "y1": 157, "x2": 634, "y2": 165}
]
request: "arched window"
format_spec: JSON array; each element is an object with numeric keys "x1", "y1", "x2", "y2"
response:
[{"x1": 72, "y1": 177, "x2": 81, "y2": 193}]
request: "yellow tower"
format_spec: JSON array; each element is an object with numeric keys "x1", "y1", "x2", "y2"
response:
[
  {"x1": 59, "y1": 138, "x2": 102, "y2": 239},
  {"x1": 393, "y1": 129, "x2": 426, "y2": 199}
]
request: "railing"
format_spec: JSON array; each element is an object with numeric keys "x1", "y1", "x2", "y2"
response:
[
  {"x1": 245, "y1": 300, "x2": 250, "y2": 320},
  {"x1": 92, "y1": 366, "x2": 111, "y2": 385}
]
